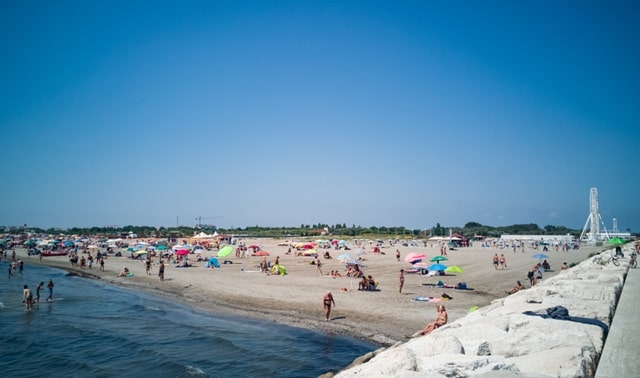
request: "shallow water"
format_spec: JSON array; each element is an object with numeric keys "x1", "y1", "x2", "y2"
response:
[{"x1": 0, "y1": 261, "x2": 374, "y2": 377}]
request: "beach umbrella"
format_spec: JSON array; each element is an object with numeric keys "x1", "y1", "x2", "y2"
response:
[
  {"x1": 338, "y1": 240, "x2": 348, "y2": 246},
  {"x1": 344, "y1": 259, "x2": 365, "y2": 267},
  {"x1": 430, "y1": 256, "x2": 448, "y2": 262},
  {"x1": 412, "y1": 262, "x2": 430, "y2": 268},
  {"x1": 428, "y1": 263, "x2": 448, "y2": 271},
  {"x1": 218, "y1": 245, "x2": 233, "y2": 257},
  {"x1": 156, "y1": 245, "x2": 168, "y2": 251},
  {"x1": 404, "y1": 253, "x2": 426, "y2": 263},
  {"x1": 532, "y1": 253, "x2": 548, "y2": 260},
  {"x1": 337, "y1": 253, "x2": 354, "y2": 262},
  {"x1": 248, "y1": 244, "x2": 260, "y2": 249},
  {"x1": 354, "y1": 248, "x2": 365, "y2": 256},
  {"x1": 253, "y1": 250, "x2": 270, "y2": 256},
  {"x1": 607, "y1": 237, "x2": 626, "y2": 245},
  {"x1": 206, "y1": 257, "x2": 220, "y2": 268},
  {"x1": 135, "y1": 250, "x2": 148, "y2": 255},
  {"x1": 445, "y1": 265, "x2": 464, "y2": 273},
  {"x1": 175, "y1": 249, "x2": 190, "y2": 256}
]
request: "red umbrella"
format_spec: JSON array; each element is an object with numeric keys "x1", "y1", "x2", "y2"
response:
[
  {"x1": 175, "y1": 249, "x2": 190, "y2": 256},
  {"x1": 252, "y1": 250, "x2": 270, "y2": 256},
  {"x1": 248, "y1": 244, "x2": 260, "y2": 249},
  {"x1": 301, "y1": 244, "x2": 314, "y2": 250}
]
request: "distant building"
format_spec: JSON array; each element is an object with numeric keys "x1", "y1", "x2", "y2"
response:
[{"x1": 500, "y1": 234, "x2": 574, "y2": 244}]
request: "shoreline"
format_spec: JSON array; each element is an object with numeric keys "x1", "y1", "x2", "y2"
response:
[{"x1": 12, "y1": 240, "x2": 605, "y2": 347}]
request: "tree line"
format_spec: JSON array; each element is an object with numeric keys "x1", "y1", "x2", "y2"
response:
[{"x1": 4, "y1": 221, "x2": 585, "y2": 240}]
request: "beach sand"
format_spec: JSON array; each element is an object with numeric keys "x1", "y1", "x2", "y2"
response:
[{"x1": 14, "y1": 240, "x2": 604, "y2": 346}]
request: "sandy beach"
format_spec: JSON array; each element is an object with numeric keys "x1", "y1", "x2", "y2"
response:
[{"x1": 13, "y1": 239, "x2": 604, "y2": 346}]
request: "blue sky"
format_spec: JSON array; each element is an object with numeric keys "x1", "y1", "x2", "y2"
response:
[{"x1": 1, "y1": 1, "x2": 639, "y2": 232}]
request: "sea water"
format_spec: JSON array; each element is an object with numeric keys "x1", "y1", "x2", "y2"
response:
[{"x1": 0, "y1": 261, "x2": 374, "y2": 377}]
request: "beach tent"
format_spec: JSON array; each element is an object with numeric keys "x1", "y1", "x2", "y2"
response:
[{"x1": 205, "y1": 257, "x2": 220, "y2": 268}]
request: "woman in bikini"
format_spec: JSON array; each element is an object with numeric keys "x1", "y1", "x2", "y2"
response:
[
  {"x1": 413, "y1": 305, "x2": 447, "y2": 337},
  {"x1": 323, "y1": 291, "x2": 335, "y2": 321}
]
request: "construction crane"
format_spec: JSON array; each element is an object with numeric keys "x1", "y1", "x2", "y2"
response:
[{"x1": 195, "y1": 216, "x2": 223, "y2": 228}]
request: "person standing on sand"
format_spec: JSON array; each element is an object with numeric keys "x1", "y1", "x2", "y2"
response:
[
  {"x1": 396, "y1": 249, "x2": 401, "y2": 261},
  {"x1": 323, "y1": 291, "x2": 335, "y2": 321},
  {"x1": 399, "y1": 269, "x2": 405, "y2": 294},
  {"x1": 315, "y1": 256, "x2": 323, "y2": 276},
  {"x1": 99, "y1": 257, "x2": 105, "y2": 272},
  {"x1": 46, "y1": 279, "x2": 54, "y2": 301},
  {"x1": 159, "y1": 261, "x2": 165, "y2": 281},
  {"x1": 492, "y1": 254, "x2": 499, "y2": 269},
  {"x1": 146, "y1": 257, "x2": 152, "y2": 276}
]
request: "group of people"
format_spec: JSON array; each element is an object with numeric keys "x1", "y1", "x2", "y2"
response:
[
  {"x1": 7, "y1": 259, "x2": 24, "y2": 276},
  {"x1": 22, "y1": 279, "x2": 54, "y2": 310},
  {"x1": 492, "y1": 253, "x2": 508, "y2": 270},
  {"x1": 527, "y1": 261, "x2": 549, "y2": 286},
  {"x1": 358, "y1": 275, "x2": 377, "y2": 291}
]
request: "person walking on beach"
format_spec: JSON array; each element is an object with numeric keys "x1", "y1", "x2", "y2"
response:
[
  {"x1": 323, "y1": 291, "x2": 335, "y2": 321},
  {"x1": 492, "y1": 254, "x2": 499, "y2": 270},
  {"x1": 315, "y1": 256, "x2": 323, "y2": 276},
  {"x1": 99, "y1": 257, "x2": 105, "y2": 272},
  {"x1": 145, "y1": 257, "x2": 152, "y2": 276},
  {"x1": 399, "y1": 269, "x2": 405, "y2": 294},
  {"x1": 23, "y1": 285, "x2": 34, "y2": 310},
  {"x1": 499, "y1": 254, "x2": 507, "y2": 269},
  {"x1": 396, "y1": 249, "x2": 401, "y2": 261},
  {"x1": 46, "y1": 279, "x2": 54, "y2": 301},
  {"x1": 36, "y1": 281, "x2": 43, "y2": 303},
  {"x1": 159, "y1": 261, "x2": 165, "y2": 281}
]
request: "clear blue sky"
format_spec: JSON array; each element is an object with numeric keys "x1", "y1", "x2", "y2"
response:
[{"x1": 1, "y1": 1, "x2": 639, "y2": 232}]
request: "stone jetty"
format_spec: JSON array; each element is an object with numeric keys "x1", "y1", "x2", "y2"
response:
[{"x1": 333, "y1": 247, "x2": 634, "y2": 377}]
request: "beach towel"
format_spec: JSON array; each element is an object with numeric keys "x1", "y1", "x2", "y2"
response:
[{"x1": 412, "y1": 296, "x2": 433, "y2": 302}]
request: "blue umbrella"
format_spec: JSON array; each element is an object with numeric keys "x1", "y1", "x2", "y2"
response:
[
  {"x1": 206, "y1": 257, "x2": 219, "y2": 268},
  {"x1": 532, "y1": 253, "x2": 548, "y2": 260},
  {"x1": 428, "y1": 263, "x2": 448, "y2": 271}
]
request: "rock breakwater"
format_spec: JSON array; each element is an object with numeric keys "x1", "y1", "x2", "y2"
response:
[{"x1": 334, "y1": 249, "x2": 632, "y2": 377}]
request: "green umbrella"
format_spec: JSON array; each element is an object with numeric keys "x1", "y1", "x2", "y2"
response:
[
  {"x1": 430, "y1": 256, "x2": 448, "y2": 262},
  {"x1": 156, "y1": 245, "x2": 168, "y2": 251},
  {"x1": 218, "y1": 245, "x2": 233, "y2": 257},
  {"x1": 607, "y1": 237, "x2": 626, "y2": 245},
  {"x1": 445, "y1": 265, "x2": 464, "y2": 273}
]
